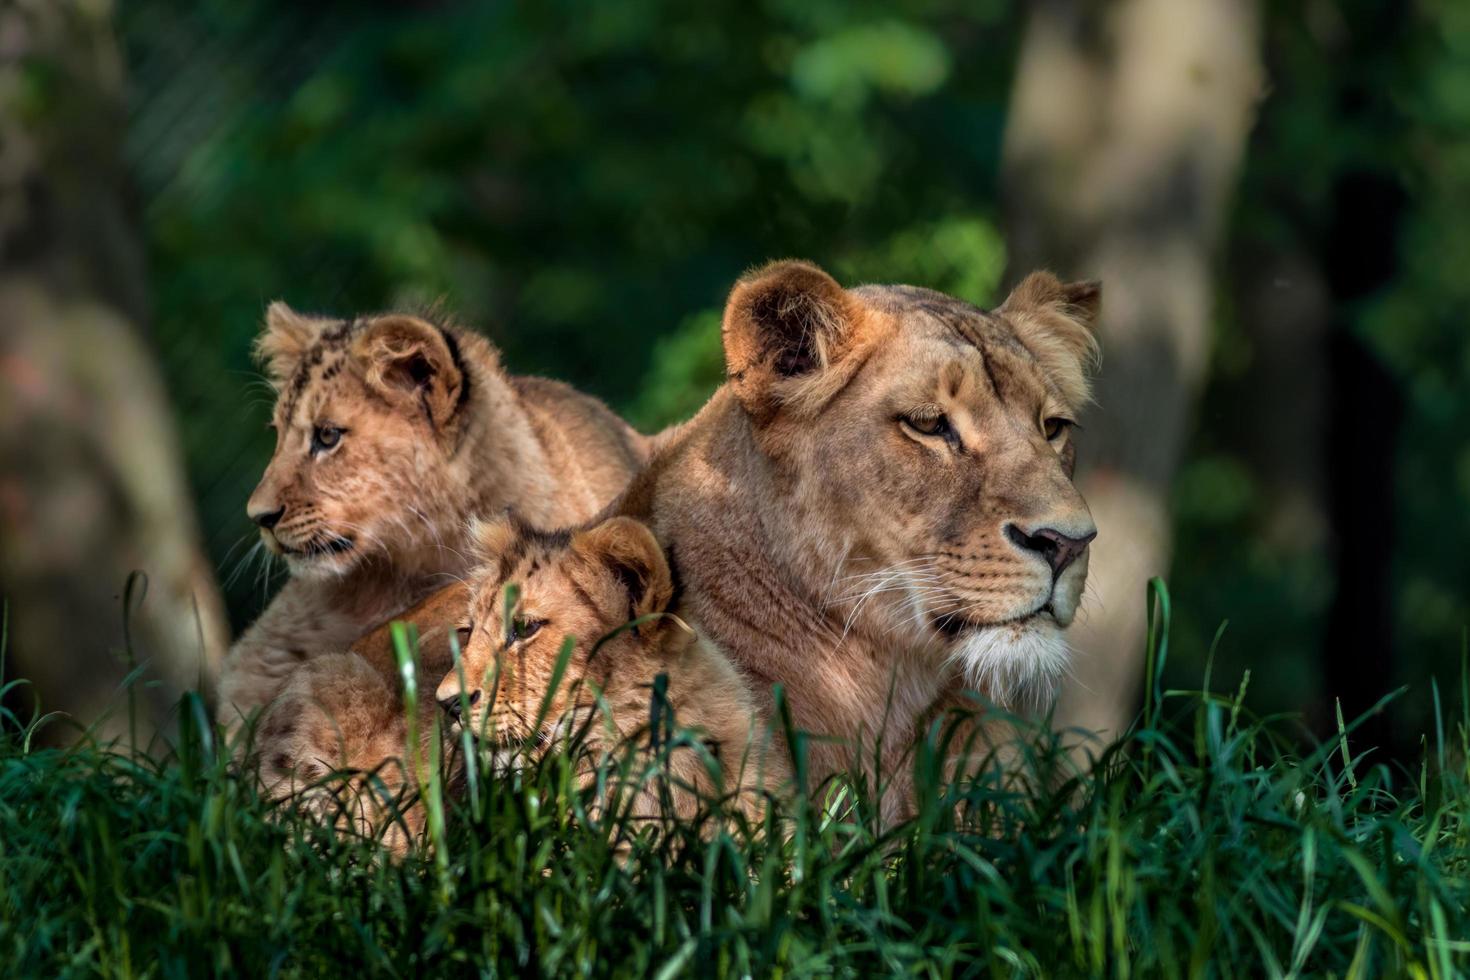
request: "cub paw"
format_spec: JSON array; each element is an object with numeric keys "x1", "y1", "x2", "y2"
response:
[{"x1": 253, "y1": 653, "x2": 412, "y2": 832}]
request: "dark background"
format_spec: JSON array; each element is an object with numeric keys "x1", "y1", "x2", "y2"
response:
[{"x1": 3, "y1": 0, "x2": 1466, "y2": 753}]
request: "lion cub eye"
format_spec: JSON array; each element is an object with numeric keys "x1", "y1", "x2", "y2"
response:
[
  {"x1": 1043, "y1": 417, "x2": 1074, "y2": 442},
  {"x1": 311, "y1": 424, "x2": 344, "y2": 454},
  {"x1": 509, "y1": 617, "x2": 544, "y2": 643},
  {"x1": 902, "y1": 412, "x2": 951, "y2": 439}
]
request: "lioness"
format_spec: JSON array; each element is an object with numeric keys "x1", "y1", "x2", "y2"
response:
[
  {"x1": 436, "y1": 514, "x2": 789, "y2": 824},
  {"x1": 616, "y1": 260, "x2": 1100, "y2": 816},
  {"x1": 217, "y1": 303, "x2": 647, "y2": 739},
  {"x1": 287, "y1": 260, "x2": 1100, "y2": 822}
]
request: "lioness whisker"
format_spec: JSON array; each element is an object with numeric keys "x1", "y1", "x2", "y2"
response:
[
  {"x1": 837, "y1": 564, "x2": 949, "y2": 640},
  {"x1": 824, "y1": 581, "x2": 947, "y2": 607}
]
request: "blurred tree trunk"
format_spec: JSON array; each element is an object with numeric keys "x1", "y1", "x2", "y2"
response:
[
  {"x1": 0, "y1": 1, "x2": 228, "y2": 746},
  {"x1": 1001, "y1": 0, "x2": 1264, "y2": 744}
]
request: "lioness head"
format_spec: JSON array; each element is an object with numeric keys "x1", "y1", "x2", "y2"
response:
[
  {"x1": 723, "y1": 260, "x2": 1099, "y2": 703},
  {"x1": 435, "y1": 515, "x2": 674, "y2": 744},
  {"x1": 247, "y1": 303, "x2": 472, "y2": 577}
]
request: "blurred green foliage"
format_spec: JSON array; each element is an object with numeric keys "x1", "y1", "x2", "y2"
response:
[
  {"x1": 1368, "y1": 10, "x2": 1470, "y2": 651},
  {"x1": 120, "y1": 0, "x2": 1017, "y2": 626},
  {"x1": 1166, "y1": 1, "x2": 1470, "y2": 731},
  {"x1": 118, "y1": 1, "x2": 1469, "y2": 733}
]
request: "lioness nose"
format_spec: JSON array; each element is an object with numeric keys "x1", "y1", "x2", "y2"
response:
[
  {"x1": 437, "y1": 689, "x2": 480, "y2": 721},
  {"x1": 1005, "y1": 524, "x2": 1097, "y2": 578},
  {"x1": 250, "y1": 505, "x2": 286, "y2": 530}
]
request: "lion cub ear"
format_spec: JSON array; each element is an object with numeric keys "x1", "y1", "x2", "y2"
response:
[
  {"x1": 997, "y1": 272, "x2": 1102, "y2": 407},
  {"x1": 570, "y1": 517, "x2": 674, "y2": 628},
  {"x1": 722, "y1": 259, "x2": 869, "y2": 422},
  {"x1": 255, "y1": 301, "x2": 328, "y2": 384},
  {"x1": 352, "y1": 315, "x2": 467, "y2": 434}
]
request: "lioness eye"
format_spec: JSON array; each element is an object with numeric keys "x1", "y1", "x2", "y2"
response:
[
  {"x1": 311, "y1": 425, "x2": 343, "y2": 453},
  {"x1": 1043, "y1": 417, "x2": 1074, "y2": 441},
  {"x1": 903, "y1": 413, "x2": 950, "y2": 438},
  {"x1": 455, "y1": 623, "x2": 473, "y2": 647}
]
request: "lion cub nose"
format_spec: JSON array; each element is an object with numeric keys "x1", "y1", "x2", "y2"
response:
[
  {"x1": 250, "y1": 505, "x2": 286, "y2": 530},
  {"x1": 1005, "y1": 524, "x2": 1097, "y2": 578},
  {"x1": 437, "y1": 688, "x2": 480, "y2": 721}
]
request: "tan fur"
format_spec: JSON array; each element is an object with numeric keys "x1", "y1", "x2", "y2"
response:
[
  {"x1": 617, "y1": 261, "x2": 1101, "y2": 820},
  {"x1": 253, "y1": 652, "x2": 442, "y2": 855},
  {"x1": 217, "y1": 303, "x2": 648, "y2": 741},
  {"x1": 436, "y1": 515, "x2": 789, "y2": 825},
  {"x1": 254, "y1": 585, "x2": 468, "y2": 856}
]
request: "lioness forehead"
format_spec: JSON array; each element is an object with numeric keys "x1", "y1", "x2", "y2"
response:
[
  {"x1": 855, "y1": 284, "x2": 1031, "y2": 354},
  {"x1": 853, "y1": 284, "x2": 1060, "y2": 403}
]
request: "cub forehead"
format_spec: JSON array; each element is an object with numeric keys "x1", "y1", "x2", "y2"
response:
[
  {"x1": 475, "y1": 537, "x2": 578, "y2": 604},
  {"x1": 501, "y1": 545, "x2": 626, "y2": 625},
  {"x1": 276, "y1": 338, "x2": 373, "y2": 426},
  {"x1": 470, "y1": 574, "x2": 511, "y2": 623}
]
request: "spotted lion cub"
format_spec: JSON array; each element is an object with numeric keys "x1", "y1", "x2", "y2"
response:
[{"x1": 436, "y1": 515, "x2": 790, "y2": 825}]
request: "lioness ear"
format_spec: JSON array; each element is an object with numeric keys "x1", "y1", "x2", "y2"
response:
[
  {"x1": 255, "y1": 301, "x2": 326, "y2": 384},
  {"x1": 570, "y1": 517, "x2": 674, "y2": 627},
  {"x1": 998, "y1": 272, "x2": 1102, "y2": 406},
  {"x1": 722, "y1": 259, "x2": 866, "y2": 421},
  {"x1": 353, "y1": 315, "x2": 467, "y2": 433}
]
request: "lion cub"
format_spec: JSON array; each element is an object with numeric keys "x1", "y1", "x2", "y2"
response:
[
  {"x1": 218, "y1": 303, "x2": 647, "y2": 742},
  {"x1": 436, "y1": 515, "x2": 789, "y2": 825}
]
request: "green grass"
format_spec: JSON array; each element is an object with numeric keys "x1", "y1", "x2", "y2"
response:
[{"x1": 3, "y1": 584, "x2": 1470, "y2": 978}]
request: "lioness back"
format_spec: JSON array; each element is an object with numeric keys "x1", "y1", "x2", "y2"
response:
[{"x1": 511, "y1": 375, "x2": 648, "y2": 516}]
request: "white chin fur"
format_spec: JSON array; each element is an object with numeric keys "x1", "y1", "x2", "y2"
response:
[
  {"x1": 947, "y1": 620, "x2": 1070, "y2": 714},
  {"x1": 286, "y1": 553, "x2": 356, "y2": 580}
]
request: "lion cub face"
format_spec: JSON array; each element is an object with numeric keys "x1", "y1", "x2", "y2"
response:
[
  {"x1": 723, "y1": 262, "x2": 1099, "y2": 702},
  {"x1": 247, "y1": 304, "x2": 470, "y2": 577},
  {"x1": 435, "y1": 516, "x2": 674, "y2": 747}
]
